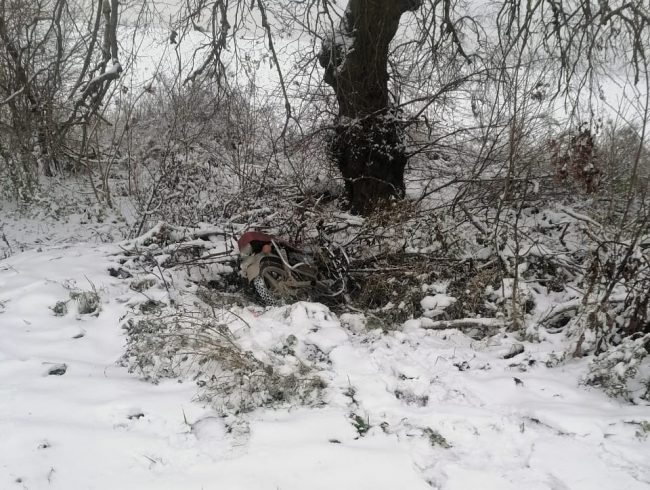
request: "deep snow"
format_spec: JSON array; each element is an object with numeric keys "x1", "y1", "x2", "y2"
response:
[{"x1": 1, "y1": 237, "x2": 650, "y2": 489}]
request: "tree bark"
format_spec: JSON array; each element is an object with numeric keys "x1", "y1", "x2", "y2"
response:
[{"x1": 319, "y1": 0, "x2": 421, "y2": 214}]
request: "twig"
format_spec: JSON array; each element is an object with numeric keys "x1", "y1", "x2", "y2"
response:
[
  {"x1": 459, "y1": 202, "x2": 488, "y2": 235},
  {"x1": 0, "y1": 224, "x2": 12, "y2": 256},
  {"x1": 556, "y1": 204, "x2": 602, "y2": 229},
  {"x1": 538, "y1": 294, "x2": 627, "y2": 326},
  {"x1": 421, "y1": 318, "x2": 506, "y2": 330}
]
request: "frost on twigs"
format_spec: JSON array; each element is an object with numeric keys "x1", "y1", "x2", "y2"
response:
[
  {"x1": 583, "y1": 333, "x2": 650, "y2": 402},
  {"x1": 70, "y1": 290, "x2": 101, "y2": 315},
  {"x1": 51, "y1": 300, "x2": 68, "y2": 316},
  {"x1": 120, "y1": 302, "x2": 325, "y2": 413},
  {"x1": 119, "y1": 181, "x2": 650, "y2": 405},
  {"x1": 119, "y1": 221, "x2": 239, "y2": 272}
]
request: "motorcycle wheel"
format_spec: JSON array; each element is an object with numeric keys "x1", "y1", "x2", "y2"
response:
[
  {"x1": 253, "y1": 276, "x2": 280, "y2": 307},
  {"x1": 253, "y1": 258, "x2": 290, "y2": 306}
]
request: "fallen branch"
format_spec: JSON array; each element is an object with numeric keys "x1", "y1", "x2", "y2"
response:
[
  {"x1": 556, "y1": 204, "x2": 602, "y2": 229},
  {"x1": 421, "y1": 318, "x2": 506, "y2": 330},
  {"x1": 538, "y1": 293, "x2": 627, "y2": 327},
  {"x1": 460, "y1": 202, "x2": 488, "y2": 235}
]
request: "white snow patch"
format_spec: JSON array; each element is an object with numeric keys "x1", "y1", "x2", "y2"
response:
[
  {"x1": 2, "y1": 240, "x2": 650, "y2": 490},
  {"x1": 421, "y1": 293, "x2": 457, "y2": 317}
]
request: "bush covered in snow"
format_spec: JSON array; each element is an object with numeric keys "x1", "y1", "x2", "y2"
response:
[
  {"x1": 121, "y1": 303, "x2": 326, "y2": 412},
  {"x1": 584, "y1": 333, "x2": 650, "y2": 402},
  {"x1": 123, "y1": 307, "x2": 323, "y2": 413}
]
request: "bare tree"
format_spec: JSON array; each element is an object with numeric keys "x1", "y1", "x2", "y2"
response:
[
  {"x1": 166, "y1": 0, "x2": 649, "y2": 214},
  {"x1": 0, "y1": 0, "x2": 122, "y2": 197},
  {"x1": 317, "y1": 1, "x2": 421, "y2": 212}
]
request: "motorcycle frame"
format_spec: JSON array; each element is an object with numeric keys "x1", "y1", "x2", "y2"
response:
[
  {"x1": 239, "y1": 234, "x2": 348, "y2": 299},
  {"x1": 241, "y1": 255, "x2": 346, "y2": 300},
  {"x1": 240, "y1": 243, "x2": 318, "y2": 283}
]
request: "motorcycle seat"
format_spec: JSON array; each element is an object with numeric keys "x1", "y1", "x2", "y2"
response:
[{"x1": 237, "y1": 231, "x2": 301, "y2": 254}]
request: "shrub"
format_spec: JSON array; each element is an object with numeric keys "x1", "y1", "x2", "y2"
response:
[
  {"x1": 121, "y1": 302, "x2": 325, "y2": 413},
  {"x1": 583, "y1": 333, "x2": 650, "y2": 401}
]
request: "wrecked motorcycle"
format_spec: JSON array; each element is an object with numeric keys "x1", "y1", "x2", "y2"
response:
[{"x1": 237, "y1": 231, "x2": 350, "y2": 306}]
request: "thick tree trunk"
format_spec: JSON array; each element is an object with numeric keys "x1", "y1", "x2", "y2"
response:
[{"x1": 319, "y1": 0, "x2": 420, "y2": 214}]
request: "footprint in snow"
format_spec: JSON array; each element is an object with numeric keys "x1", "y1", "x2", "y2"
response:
[
  {"x1": 45, "y1": 363, "x2": 67, "y2": 376},
  {"x1": 108, "y1": 267, "x2": 132, "y2": 279}
]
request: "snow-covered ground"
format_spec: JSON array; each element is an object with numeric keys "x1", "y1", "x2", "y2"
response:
[{"x1": 1, "y1": 226, "x2": 650, "y2": 489}]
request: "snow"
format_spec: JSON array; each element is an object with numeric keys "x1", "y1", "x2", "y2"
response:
[
  {"x1": 421, "y1": 293, "x2": 457, "y2": 318},
  {"x1": 2, "y1": 234, "x2": 650, "y2": 489},
  {"x1": 421, "y1": 293, "x2": 457, "y2": 311}
]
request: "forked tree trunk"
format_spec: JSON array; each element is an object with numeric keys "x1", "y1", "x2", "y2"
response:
[{"x1": 319, "y1": 0, "x2": 421, "y2": 214}]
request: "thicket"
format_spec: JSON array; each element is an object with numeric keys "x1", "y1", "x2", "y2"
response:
[{"x1": 2, "y1": 0, "x2": 649, "y2": 406}]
